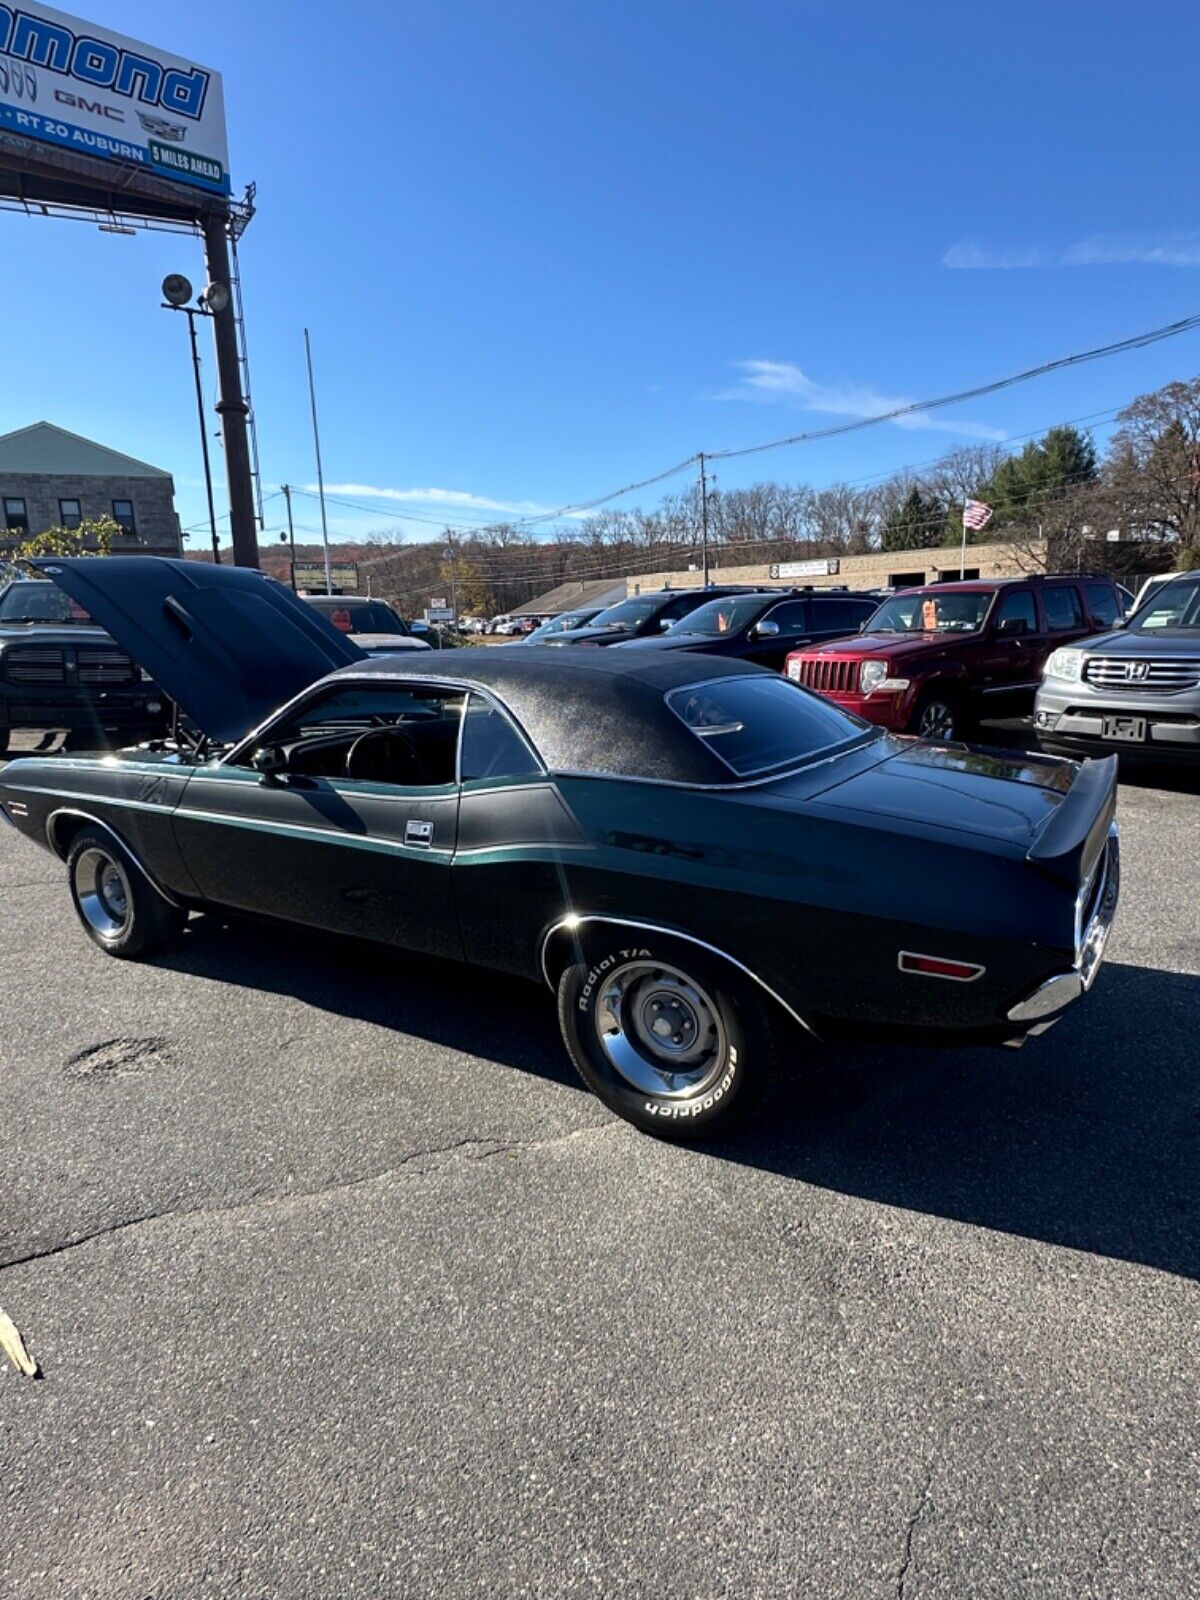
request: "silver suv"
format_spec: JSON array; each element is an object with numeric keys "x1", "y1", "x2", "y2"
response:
[{"x1": 1035, "y1": 570, "x2": 1200, "y2": 763}]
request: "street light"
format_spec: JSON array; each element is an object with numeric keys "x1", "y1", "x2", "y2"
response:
[{"x1": 160, "y1": 274, "x2": 231, "y2": 565}]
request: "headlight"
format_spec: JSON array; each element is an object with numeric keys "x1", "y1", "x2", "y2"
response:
[
  {"x1": 1046, "y1": 649, "x2": 1083, "y2": 682},
  {"x1": 859, "y1": 660, "x2": 888, "y2": 694}
]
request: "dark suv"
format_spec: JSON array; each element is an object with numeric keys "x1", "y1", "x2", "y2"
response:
[
  {"x1": 547, "y1": 586, "x2": 758, "y2": 647},
  {"x1": 617, "y1": 588, "x2": 877, "y2": 671},
  {"x1": 785, "y1": 574, "x2": 1125, "y2": 740},
  {"x1": 0, "y1": 577, "x2": 169, "y2": 755}
]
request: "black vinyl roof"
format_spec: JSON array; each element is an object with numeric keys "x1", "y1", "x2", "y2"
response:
[{"x1": 331, "y1": 646, "x2": 772, "y2": 784}]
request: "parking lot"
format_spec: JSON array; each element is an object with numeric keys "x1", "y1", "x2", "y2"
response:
[{"x1": 2, "y1": 730, "x2": 1198, "y2": 1600}]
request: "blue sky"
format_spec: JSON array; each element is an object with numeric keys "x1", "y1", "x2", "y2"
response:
[{"x1": 2, "y1": 0, "x2": 1198, "y2": 548}]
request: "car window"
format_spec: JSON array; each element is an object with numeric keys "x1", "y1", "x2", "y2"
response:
[
  {"x1": 459, "y1": 694, "x2": 542, "y2": 782},
  {"x1": 1084, "y1": 582, "x2": 1120, "y2": 627},
  {"x1": 588, "y1": 597, "x2": 660, "y2": 629},
  {"x1": 661, "y1": 593, "x2": 710, "y2": 621},
  {"x1": 251, "y1": 683, "x2": 467, "y2": 787},
  {"x1": 667, "y1": 596, "x2": 769, "y2": 636},
  {"x1": 763, "y1": 599, "x2": 811, "y2": 631},
  {"x1": 1042, "y1": 586, "x2": 1084, "y2": 631},
  {"x1": 866, "y1": 590, "x2": 993, "y2": 633},
  {"x1": 0, "y1": 581, "x2": 94, "y2": 623},
  {"x1": 1128, "y1": 575, "x2": 1200, "y2": 632},
  {"x1": 993, "y1": 589, "x2": 1037, "y2": 632},
  {"x1": 811, "y1": 599, "x2": 864, "y2": 633},
  {"x1": 309, "y1": 600, "x2": 406, "y2": 635},
  {"x1": 666, "y1": 676, "x2": 869, "y2": 777}
]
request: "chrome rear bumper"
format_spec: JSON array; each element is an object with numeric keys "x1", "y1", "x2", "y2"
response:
[{"x1": 1007, "y1": 823, "x2": 1120, "y2": 1024}]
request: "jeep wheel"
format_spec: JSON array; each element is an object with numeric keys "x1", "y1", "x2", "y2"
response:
[
  {"x1": 66, "y1": 828, "x2": 185, "y2": 959},
  {"x1": 556, "y1": 932, "x2": 775, "y2": 1138},
  {"x1": 913, "y1": 690, "x2": 964, "y2": 742}
]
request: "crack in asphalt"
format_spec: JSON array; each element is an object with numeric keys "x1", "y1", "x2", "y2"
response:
[
  {"x1": 0, "y1": 1121, "x2": 618, "y2": 1275},
  {"x1": 896, "y1": 1462, "x2": 933, "y2": 1599}
]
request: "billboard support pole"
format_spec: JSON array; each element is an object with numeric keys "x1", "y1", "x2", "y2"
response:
[{"x1": 201, "y1": 211, "x2": 259, "y2": 569}]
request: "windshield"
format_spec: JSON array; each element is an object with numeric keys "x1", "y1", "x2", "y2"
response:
[
  {"x1": 667, "y1": 676, "x2": 870, "y2": 776},
  {"x1": 310, "y1": 600, "x2": 405, "y2": 635},
  {"x1": 1126, "y1": 576, "x2": 1200, "y2": 633},
  {"x1": 0, "y1": 581, "x2": 94, "y2": 624},
  {"x1": 528, "y1": 610, "x2": 595, "y2": 639},
  {"x1": 588, "y1": 597, "x2": 660, "y2": 629},
  {"x1": 666, "y1": 596, "x2": 769, "y2": 637},
  {"x1": 866, "y1": 590, "x2": 994, "y2": 634}
]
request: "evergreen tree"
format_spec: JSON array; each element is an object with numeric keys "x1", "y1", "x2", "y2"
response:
[{"x1": 881, "y1": 486, "x2": 945, "y2": 551}]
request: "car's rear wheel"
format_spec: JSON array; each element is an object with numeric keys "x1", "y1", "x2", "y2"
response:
[
  {"x1": 912, "y1": 688, "x2": 965, "y2": 742},
  {"x1": 66, "y1": 828, "x2": 185, "y2": 959},
  {"x1": 556, "y1": 932, "x2": 775, "y2": 1137}
]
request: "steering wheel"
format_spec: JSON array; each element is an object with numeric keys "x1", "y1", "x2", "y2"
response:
[{"x1": 344, "y1": 727, "x2": 428, "y2": 785}]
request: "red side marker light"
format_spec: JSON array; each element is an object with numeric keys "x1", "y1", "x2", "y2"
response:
[{"x1": 898, "y1": 951, "x2": 985, "y2": 982}]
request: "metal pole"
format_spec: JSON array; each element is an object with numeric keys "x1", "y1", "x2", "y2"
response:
[
  {"x1": 184, "y1": 307, "x2": 220, "y2": 565},
  {"x1": 960, "y1": 500, "x2": 968, "y2": 579},
  {"x1": 200, "y1": 212, "x2": 258, "y2": 568},
  {"x1": 304, "y1": 327, "x2": 333, "y2": 595},
  {"x1": 282, "y1": 483, "x2": 297, "y2": 589},
  {"x1": 444, "y1": 532, "x2": 459, "y2": 626},
  {"x1": 699, "y1": 453, "x2": 710, "y2": 584}
]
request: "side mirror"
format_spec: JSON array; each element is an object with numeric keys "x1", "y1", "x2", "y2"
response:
[
  {"x1": 251, "y1": 744, "x2": 287, "y2": 779},
  {"x1": 659, "y1": 618, "x2": 674, "y2": 631},
  {"x1": 1110, "y1": 616, "x2": 1128, "y2": 630},
  {"x1": 751, "y1": 619, "x2": 781, "y2": 639},
  {"x1": 996, "y1": 617, "x2": 1028, "y2": 637}
]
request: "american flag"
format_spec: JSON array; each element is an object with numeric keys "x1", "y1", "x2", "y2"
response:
[{"x1": 962, "y1": 499, "x2": 993, "y2": 531}]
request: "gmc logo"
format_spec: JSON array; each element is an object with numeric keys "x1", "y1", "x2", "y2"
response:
[{"x1": 55, "y1": 88, "x2": 124, "y2": 121}]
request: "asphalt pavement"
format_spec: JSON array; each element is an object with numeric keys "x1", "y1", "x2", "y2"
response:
[{"x1": 1, "y1": 733, "x2": 1198, "y2": 1599}]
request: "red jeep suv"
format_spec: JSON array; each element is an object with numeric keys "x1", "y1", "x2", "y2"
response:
[{"x1": 785, "y1": 575, "x2": 1125, "y2": 740}]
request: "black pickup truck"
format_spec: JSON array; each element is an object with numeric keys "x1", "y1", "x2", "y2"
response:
[{"x1": 0, "y1": 577, "x2": 169, "y2": 755}]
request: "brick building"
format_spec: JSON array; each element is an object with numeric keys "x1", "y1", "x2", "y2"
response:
[{"x1": 0, "y1": 422, "x2": 183, "y2": 558}]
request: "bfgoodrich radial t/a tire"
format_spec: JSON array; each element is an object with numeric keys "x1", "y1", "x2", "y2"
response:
[{"x1": 556, "y1": 931, "x2": 775, "y2": 1138}]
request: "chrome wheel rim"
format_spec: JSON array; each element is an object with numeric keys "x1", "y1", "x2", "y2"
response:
[
  {"x1": 594, "y1": 961, "x2": 727, "y2": 1098},
  {"x1": 72, "y1": 847, "x2": 131, "y2": 941},
  {"x1": 918, "y1": 700, "x2": 955, "y2": 740}
]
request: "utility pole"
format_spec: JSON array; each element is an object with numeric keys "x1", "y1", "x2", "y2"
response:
[
  {"x1": 443, "y1": 531, "x2": 459, "y2": 626},
  {"x1": 200, "y1": 212, "x2": 259, "y2": 569},
  {"x1": 181, "y1": 306, "x2": 220, "y2": 565},
  {"x1": 304, "y1": 328, "x2": 334, "y2": 595},
  {"x1": 282, "y1": 484, "x2": 297, "y2": 589},
  {"x1": 699, "y1": 453, "x2": 710, "y2": 585}
]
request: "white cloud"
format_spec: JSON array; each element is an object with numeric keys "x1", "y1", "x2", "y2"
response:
[
  {"x1": 944, "y1": 232, "x2": 1200, "y2": 269},
  {"x1": 1062, "y1": 232, "x2": 1200, "y2": 267},
  {"x1": 309, "y1": 483, "x2": 563, "y2": 517},
  {"x1": 721, "y1": 360, "x2": 1006, "y2": 441},
  {"x1": 942, "y1": 240, "x2": 1044, "y2": 270}
]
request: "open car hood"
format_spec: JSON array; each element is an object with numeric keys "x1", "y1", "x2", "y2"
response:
[{"x1": 33, "y1": 557, "x2": 365, "y2": 746}]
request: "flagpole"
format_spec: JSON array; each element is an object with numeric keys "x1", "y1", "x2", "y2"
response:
[{"x1": 960, "y1": 501, "x2": 968, "y2": 579}]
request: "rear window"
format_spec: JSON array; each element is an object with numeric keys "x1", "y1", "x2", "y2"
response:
[{"x1": 666, "y1": 676, "x2": 869, "y2": 777}]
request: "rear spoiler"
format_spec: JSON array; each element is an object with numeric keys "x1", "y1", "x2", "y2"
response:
[{"x1": 1026, "y1": 755, "x2": 1118, "y2": 885}]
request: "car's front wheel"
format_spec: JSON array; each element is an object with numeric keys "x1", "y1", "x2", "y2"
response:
[
  {"x1": 556, "y1": 932, "x2": 775, "y2": 1137},
  {"x1": 66, "y1": 828, "x2": 185, "y2": 959},
  {"x1": 912, "y1": 688, "x2": 965, "y2": 742}
]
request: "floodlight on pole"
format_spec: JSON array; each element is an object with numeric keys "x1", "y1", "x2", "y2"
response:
[{"x1": 160, "y1": 274, "x2": 220, "y2": 565}]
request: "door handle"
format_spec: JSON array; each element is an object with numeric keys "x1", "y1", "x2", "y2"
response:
[{"x1": 405, "y1": 819, "x2": 434, "y2": 848}]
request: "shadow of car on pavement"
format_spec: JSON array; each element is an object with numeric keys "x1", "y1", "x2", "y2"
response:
[{"x1": 158, "y1": 916, "x2": 1200, "y2": 1282}]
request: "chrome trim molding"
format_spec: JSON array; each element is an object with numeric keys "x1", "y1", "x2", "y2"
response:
[
  {"x1": 44, "y1": 809, "x2": 186, "y2": 909},
  {"x1": 538, "y1": 913, "x2": 820, "y2": 1039},
  {"x1": 1009, "y1": 821, "x2": 1120, "y2": 1025},
  {"x1": 897, "y1": 950, "x2": 985, "y2": 983},
  {"x1": 1007, "y1": 972, "x2": 1083, "y2": 1024}
]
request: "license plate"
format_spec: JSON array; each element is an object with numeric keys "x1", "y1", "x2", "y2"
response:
[{"x1": 1102, "y1": 715, "x2": 1147, "y2": 743}]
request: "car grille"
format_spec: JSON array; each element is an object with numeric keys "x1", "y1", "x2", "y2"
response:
[
  {"x1": 791, "y1": 657, "x2": 860, "y2": 693},
  {"x1": 2, "y1": 647, "x2": 67, "y2": 684},
  {"x1": 1, "y1": 646, "x2": 138, "y2": 686},
  {"x1": 1084, "y1": 656, "x2": 1200, "y2": 692},
  {"x1": 76, "y1": 648, "x2": 137, "y2": 685}
]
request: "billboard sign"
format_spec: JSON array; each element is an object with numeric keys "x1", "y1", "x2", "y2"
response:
[
  {"x1": 292, "y1": 561, "x2": 359, "y2": 594},
  {"x1": 0, "y1": 3, "x2": 229, "y2": 196},
  {"x1": 769, "y1": 558, "x2": 841, "y2": 580}
]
